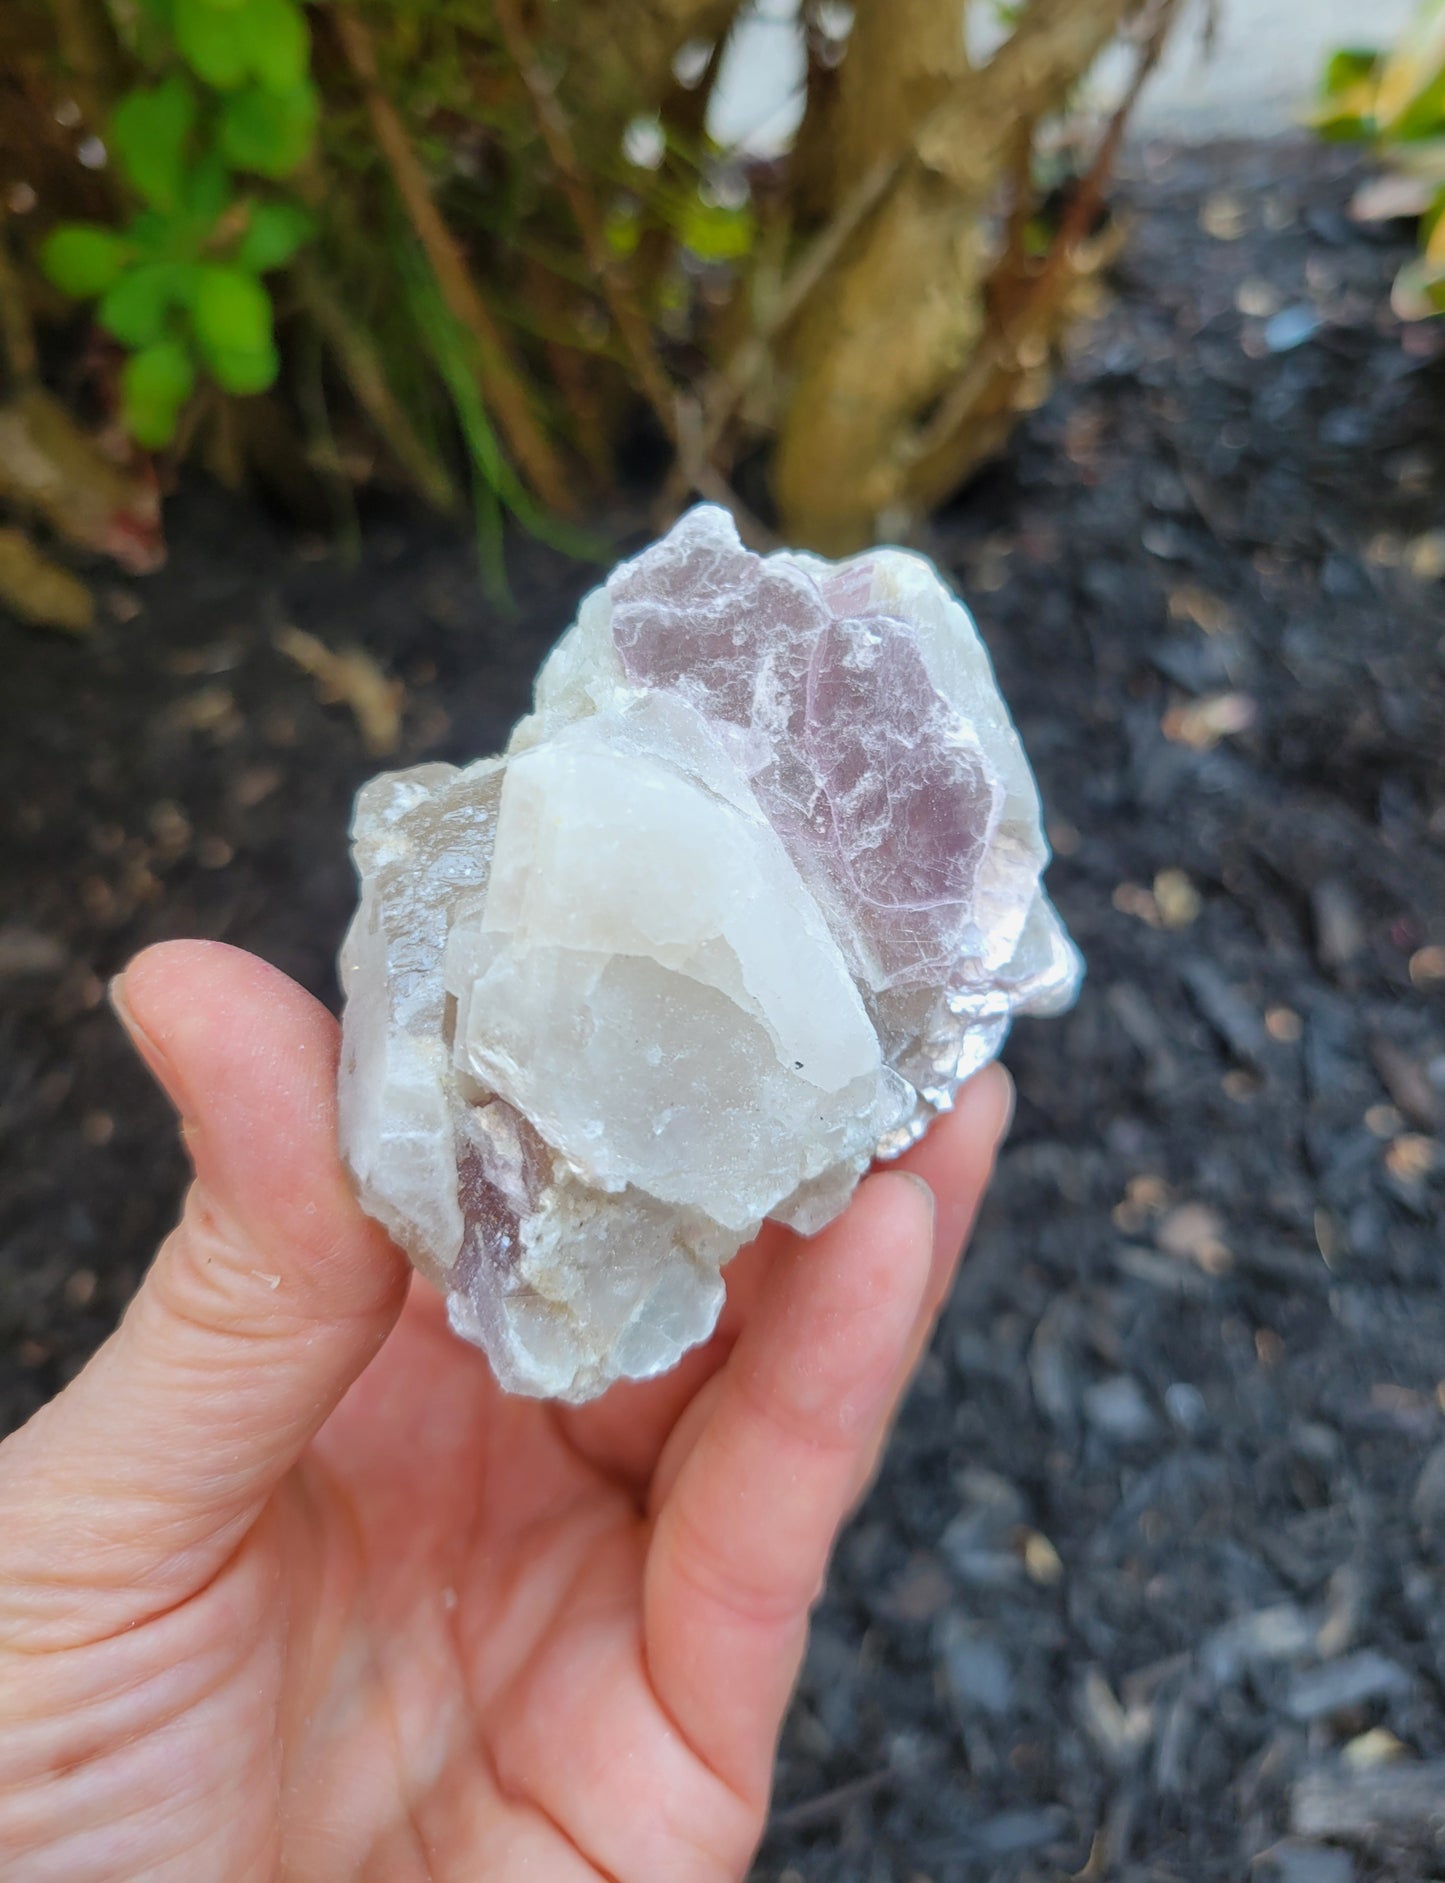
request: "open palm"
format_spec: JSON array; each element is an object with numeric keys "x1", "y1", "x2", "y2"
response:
[{"x1": 0, "y1": 943, "x2": 1009, "y2": 1882}]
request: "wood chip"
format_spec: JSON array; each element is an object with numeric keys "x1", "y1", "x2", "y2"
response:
[
  {"x1": 1158, "y1": 1202, "x2": 1232, "y2": 1274},
  {"x1": 1235, "y1": 278, "x2": 1282, "y2": 319},
  {"x1": 1266, "y1": 1007, "x2": 1302, "y2": 1043},
  {"x1": 1350, "y1": 174, "x2": 1434, "y2": 223},
  {"x1": 170, "y1": 685, "x2": 243, "y2": 741},
  {"x1": 1407, "y1": 530, "x2": 1445, "y2": 580},
  {"x1": 0, "y1": 526, "x2": 94, "y2": 634},
  {"x1": 1152, "y1": 869, "x2": 1200, "y2": 929},
  {"x1": 1385, "y1": 1135, "x2": 1438, "y2": 1182},
  {"x1": 1162, "y1": 691, "x2": 1256, "y2": 751},
  {"x1": 0, "y1": 926, "x2": 67, "y2": 977},
  {"x1": 276, "y1": 625, "x2": 404, "y2": 755},
  {"x1": 1292, "y1": 1760, "x2": 1445, "y2": 1840},
  {"x1": 1022, "y1": 1530, "x2": 1064, "y2": 1586},
  {"x1": 1168, "y1": 583, "x2": 1235, "y2": 635},
  {"x1": 1200, "y1": 193, "x2": 1247, "y2": 240},
  {"x1": 1343, "y1": 1727, "x2": 1408, "y2": 1771}
]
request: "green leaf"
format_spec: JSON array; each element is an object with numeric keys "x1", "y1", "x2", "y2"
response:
[
  {"x1": 112, "y1": 76, "x2": 197, "y2": 212},
  {"x1": 121, "y1": 338, "x2": 197, "y2": 446},
  {"x1": 677, "y1": 197, "x2": 756, "y2": 264},
  {"x1": 191, "y1": 262, "x2": 272, "y2": 358},
  {"x1": 235, "y1": 0, "x2": 310, "y2": 93},
  {"x1": 173, "y1": 0, "x2": 250, "y2": 88},
  {"x1": 41, "y1": 224, "x2": 133, "y2": 297},
  {"x1": 127, "y1": 210, "x2": 172, "y2": 255},
  {"x1": 125, "y1": 336, "x2": 197, "y2": 406},
  {"x1": 1391, "y1": 64, "x2": 1445, "y2": 141},
  {"x1": 604, "y1": 203, "x2": 641, "y2": 259},
  {"x1": 1377, "y1": 0, "x2": 1445, "y2": 134},
  {"x1": 207, "y1": 340, "x2": 280, "y2": 393},
  {"x1": 1312, "y1": 104, "x2": 1374, "y2": 142},
  {"x1": 235, "y1": 200, "x2": 312, "y2": 271},
  {"x1": 122, "y1": 394, "x2": 180, "y2": 449},
  {"x1": 184, "y1": 151, "x2": 234, "y2": 227},
  {"x1": 1322, "y1": 47, "x2": 1381, "y2": 96},
  {"x1": 219, "y1": 80, "x2": 318, "y2": 177},
  {"x1": 97, "y1": 261, "x2": 188, "y2": 346}
]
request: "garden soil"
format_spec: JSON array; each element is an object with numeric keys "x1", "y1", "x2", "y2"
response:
[{"x1": 2, "y1": 142, "x2": 1444, "y2": 1880}]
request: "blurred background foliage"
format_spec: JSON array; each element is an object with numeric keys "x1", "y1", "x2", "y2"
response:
[
  {"x1": 0, "y1": 0, "x2": 1187, "y2": 624},
  {"x1": 1315, "y1": 0, "x2": 1445, "y2": 320}
]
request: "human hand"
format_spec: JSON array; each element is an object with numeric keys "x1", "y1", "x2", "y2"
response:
[{"x1": 0, "y1": 940, "x2": 1011, "y2": 1882}]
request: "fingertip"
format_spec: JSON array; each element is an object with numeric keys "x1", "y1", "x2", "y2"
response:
[
  {"x1": 113, "y1": 942, "x2": 318, "y2": 1112},
  {"x1": 893, "y1": 1167, "x2": 938, "y2": 1232},
  {"x1": 870, "y1": 1168, "x2": 939, "y2": 1294},
  {"x1": 978, "y1": 1058, "x2": 1016, "y2": 1149}
]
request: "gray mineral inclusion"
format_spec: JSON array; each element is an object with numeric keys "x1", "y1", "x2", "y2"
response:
[{"x1": 338, "y1": 505, "x2": 1081, "y2": 1401}]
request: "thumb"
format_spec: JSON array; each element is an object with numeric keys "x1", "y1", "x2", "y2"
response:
[{"x1": 0, "y1": 941, "x2": 407, "y2": 1645}]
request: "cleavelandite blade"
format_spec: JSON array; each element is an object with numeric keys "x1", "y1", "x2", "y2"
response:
[{"x1": 338, "y1": 506, "x2": 1081, "y2": 1402}]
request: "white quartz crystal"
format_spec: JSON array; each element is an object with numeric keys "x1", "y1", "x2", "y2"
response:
[{"x1": 338, "y1": 506, "x2": 1081, "y2": 1401}]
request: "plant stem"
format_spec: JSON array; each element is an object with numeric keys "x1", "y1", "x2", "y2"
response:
[
  {"x1": 332, "y1": 5, "x2": 576, "y2": 517},
  {"x1": 903, "y1": 0, "x2": 1178, "y2": 475},
  {"x1": 0, "y1": 209, "x2": 38, "y2": 387},
  {"x1": 494, "y1": 0, "x2": 680, "y2": 444},
  {"x1": 295, "y1": 257, "x2": 459, "y2": 513}
]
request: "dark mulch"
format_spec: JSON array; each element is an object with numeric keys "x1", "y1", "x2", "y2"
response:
[{"x1": 3, "y1": 140, "x2": 1444, "y2": 1881}]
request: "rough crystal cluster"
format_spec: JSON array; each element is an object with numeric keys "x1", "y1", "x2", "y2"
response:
[{"x1": 338, "y1": 506, "x2": 1081, "y2": 1401}]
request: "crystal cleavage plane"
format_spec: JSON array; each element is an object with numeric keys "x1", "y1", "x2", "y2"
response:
[{"x1": 338, "y1": 506, "x2": 1081, "y2": 1401}]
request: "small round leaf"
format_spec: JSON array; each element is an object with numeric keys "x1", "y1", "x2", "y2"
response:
[
  {"x1": 173, "y1": 0, "x2": 250, "y2": 89},
  {"x1": 184, "y1": 151, "x2": 234, "y2": 228},
  {"x1": 235, "y1": 200, "x2": 312, "y2": 272},
  {"x1": 122, "y1": 388, "x2": 181, "y2": 449},
  {"x1": 219, "y1": 80, "x2": 318, "y2": 177},
  {"x1": 125, "y1": 337, "x2": 197, "y2": 409},
  {"x1": 191, "y1": 263, "x2": 273, "y2": 361},
  {"x1": 97, "y1": 261, "x2": 187, "y2": 347},
  {"x1": 111, "y1": 75, "x2": 197, "y2": 211},
  {"x1": 207, "y1": 340, "x2": 280, "y2": 394},
  {"x1": 236, "y1": 0, "x2": 310, "y2": 93},
  {"x1": 41, "y1": 225, "x2": 133, "y2": 297},
  {"x1": 122, "y1": 339, "x2": 197, "y2": 445}
]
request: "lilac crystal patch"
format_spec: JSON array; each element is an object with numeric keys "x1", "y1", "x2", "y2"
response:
[
  {"x1": 611, "y1": 515, "x2": 1007, "y2": 985},
  {"x1": 339, "y1": 505, "x2": 1081, "y2": 1403}
]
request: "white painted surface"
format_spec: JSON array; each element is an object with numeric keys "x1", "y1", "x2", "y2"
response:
[
  {"x1": 707, "y1": 0, "x2": 1421, "y2": 156},
  {"x1": 1127, "y1": 0, "x2": 1417, "y2": 138}
]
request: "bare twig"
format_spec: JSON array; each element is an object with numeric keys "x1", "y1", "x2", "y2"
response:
[
  {"x1": 494, "y1": 1, "x2": 767, "y2": 536},
  {"x1": 768, "y1": 1770, "x2": 893, "y2": 1834},
  {"x1": 295, "y1": 258, "x2": 459, "y2": 513},
  {"x1": 49, "y1": 0, "x2": 118, "y2": 138},
  {"x1": 655, "y1": 134, "x2": 904, "y2": 515},
  {"x1": 0, "y1": 208, "x2": 38, "y2": 387},
  {"x1": 493, "y1": 0, "x2": 679, "y2": 441},
  {"x1": 666, "y1": 0, "x2": 1103, "y2": 502},
  {"x1": 901, "y1": 0, "x2": 1178, "y2": 475},
  {"x1": 332, "y1": 6, "x2": 575, "y2": 516}
]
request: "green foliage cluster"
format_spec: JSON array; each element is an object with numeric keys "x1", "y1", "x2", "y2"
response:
[
  {"x1": 1316, "y1": 0, "x2": 1445, "y2": 317},
  {"x1": 41, "y1": 0, "x2": 317, "y2": 445}
]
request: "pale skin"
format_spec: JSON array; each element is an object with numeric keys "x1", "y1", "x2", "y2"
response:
[{"x1": 0, "y1": 940, "x2": 1011, "y2": 1882}]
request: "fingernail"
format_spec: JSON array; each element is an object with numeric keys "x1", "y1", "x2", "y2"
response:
[
  {"x1": 898, "y1": 1169, "x2": 938, "y2": 1227},
  {"x1": 992, "y1": 1064, "x2": 1016, "y2": 1148},
  {"x1": 109, "y1": 970, "x2": 186, "y2": 1114}
]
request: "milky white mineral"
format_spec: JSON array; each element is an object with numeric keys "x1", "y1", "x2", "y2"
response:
[{"x1": 338, "y1": 505, "x2": 1081, "y2": 1402}]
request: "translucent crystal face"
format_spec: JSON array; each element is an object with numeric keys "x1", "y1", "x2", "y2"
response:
[{"x1": 339, "y1": 506, "x2": 1081, "y2": 1402}]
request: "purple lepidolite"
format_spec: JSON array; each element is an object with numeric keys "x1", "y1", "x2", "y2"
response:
[{"x1": 338, "y1": 506, "x2": 1080, "y2": 1401}]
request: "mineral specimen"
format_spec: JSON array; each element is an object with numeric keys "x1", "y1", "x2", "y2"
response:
[{"x1": 338, "y1": 506, "x2": 1081, "y2": 1401}]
